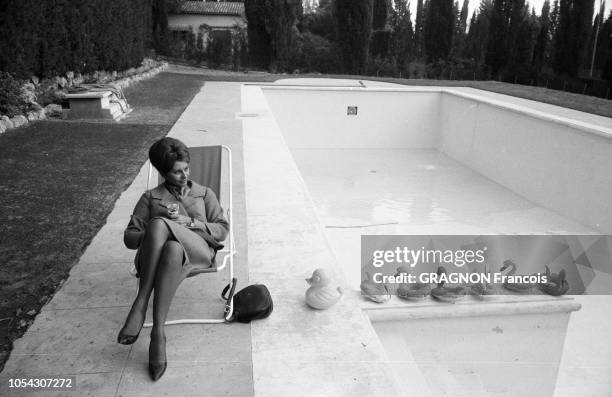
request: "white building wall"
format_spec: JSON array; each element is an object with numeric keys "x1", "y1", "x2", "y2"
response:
[{"x1": 168, "y1": 14, "x2": 245, "y2": 31}]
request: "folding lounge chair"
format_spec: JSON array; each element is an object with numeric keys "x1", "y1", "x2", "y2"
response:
[{"x1": 132, "y1": 145, "x2": 236, "y2": 325}]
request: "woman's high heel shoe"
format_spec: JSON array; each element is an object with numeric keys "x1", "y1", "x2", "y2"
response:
[
  {"x1": 148, "y1": 360, "x2": 167, "y2": 381},
  {"x1": 148, "y1": 334, "x2": 167, "y2": 381},
  {"x1": 117, "y1": 305, "x2": 146, "y2": 345},
  {"x1": 117, "y1": 329, "x2": 140, "y2": 345}
]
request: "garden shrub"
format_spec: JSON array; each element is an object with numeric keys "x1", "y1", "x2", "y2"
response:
[
  {"x1": 407, "y1": 61, "x2": 427, "y2": 78},
  {"x1": 367, "y1": 56, "x2": 399, "y2": 77},
  {"x1": 295, "y1": 32, "x2": 342, "y2": 73},
  {"x1": 206, "y1": 30, "x2": 233, "y2": 68},
  {"x1": 231, "y1": 24, "x2": 249, "y2": 71},
  {"x1": 184, "y1": 28, "x2": 198, "y2": 61},
  {"x1": 167, "y1": 33, "x2": 187, "y2": 59},
  {"x1": 0, "y1": 72, "x2": 29, "y2": 117},
  {"x1": 195, "y1": 27, "x2": 207, "y2": 65}
]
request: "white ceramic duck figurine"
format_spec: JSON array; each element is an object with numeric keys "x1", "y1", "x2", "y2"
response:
[
  {"x1": 360, "y1": 272, "x2": 391, "y2": 303},
  {"x1": 500, "y1": 259, "x2": 533, "y2": 293},
  {"x1": 305, "y1": 268, "x2": 343, "y2": 310},
  {"x1": 538, "y1": 265, "x2": 570, "y2": 296},
  {"x1": 431, "y1": 266, "x2": 467, "y2": 303},
  {"x1": 395, "y1": 266, "x2": 431, "y2": 301},
  {"x1": 470, "y1": 265, "x2": 497, "y2": 299}
]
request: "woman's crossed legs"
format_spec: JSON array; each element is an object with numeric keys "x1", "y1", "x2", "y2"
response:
[{"x1": 118, "y1": 218, "x2": 187, "y2": 376}]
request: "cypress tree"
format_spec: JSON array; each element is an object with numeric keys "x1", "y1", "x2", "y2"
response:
[
  {"x1": 267, "y1": 0, "x2": 303, "y2": 71},
  {"x1": 109, "y1": 0, "x2": 126, "y2": 69},
  {"x1": 244, "y1": 0, "x2": 271, "y2": 69},
  {"x1": 505, "y1": 0, "x2": 525, "y2": 72},
  {"x1": 372, "y1": 0, "x2": 391, "y2": 58},
  {"x1": 424, "y1": 0, "x2": 455, "y2": 62},
  {"x1": 0, "y1": 1, "x2": 10, "y2": 73},
  {"x1": 152, "y1": 0, "x2": 169, "y2": 55},
  {"x1": 595, "y1": 11, "x2": 611, "y2": 76},
  {"x1": 31, "y1": 0, "x2": 47, "y2": 77},
  {"x1": 41, "y1": 0, "x2": 71, "y2": 77},
  {"x1": 79, "y1": 1, "x2": 98, "y2": 73},
  {"x1": 485, "y1": 0, "x2": 539, "y2": 79},
  {"x1": 390, "y1": 0, "x2": 414, "y2": 66},
  {"x1": 458, "y1": 0, "x2": 469, "y2": 34},
  {"x1": 451, "y1": 0, "x2": 470, "y2": 57},
  {"x1": 333, "y1": 0, "x2": 374, "y2": 74},
  {"x1": 373, "y1": 0, "x2": 390, "y2": 29},
  {"x1": 552, "y1": 0, "x2": 570, "y2": 75},
  {"x1": 65, "y1": 1, "x2": 85, "y2": 73},
  {"x1": 131, "y1": 0, "x2": 149, "y2": 68},
  {"x1": 453, "y1": 1, "x2": 460, "y2": 30},
  {"x1": 485, "y1": 0, "x2": 511, "y2": 76},
  {"x1": 602, "y1": 12, "x2": 612, "y2": 80},
  {"x1": 415, "y1": 0, "x2": 426, "y2": 57},
  {"x1": 244, "y1": 0, "x2": 302, "y2": 71},
  {"x1": 574, "y1": 0, "x2": 596, "y2": 75},
  {"x1": 548, "y1": 0, "x2": 559, "y2": 58},
  {"x1": 463, "y1": 0, "x2": 493, "y2": 64},
  {"x1": 553, "y1": 0, "x2": 595, "y2": 76},
  {"x1": 506, "y1": 2, "x2": 539, "y2": 77},
  {"x1": 585, "y1": 1, "x2": 605, "y2": 76},
  {"x1": 532, "y1": 0, "x2": 551, "y2": 73},
  {"x1": 464, "y1": 11, "x2": 478, "y2": 59},
  {"x1": 6, "y1": 0, "x2": 45, "y2": 77}
]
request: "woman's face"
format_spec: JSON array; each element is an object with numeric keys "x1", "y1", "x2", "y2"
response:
[{"x1": 164, "y1": 160, "x2": 190, "y2": 187}]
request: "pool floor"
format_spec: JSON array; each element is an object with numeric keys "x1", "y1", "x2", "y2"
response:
[
  {"x1": 291, "y1": 148, "x2": 610, "y2": 396},
  {"x1": 291, "y1": 148, "x2": 596, "y2": 289}
]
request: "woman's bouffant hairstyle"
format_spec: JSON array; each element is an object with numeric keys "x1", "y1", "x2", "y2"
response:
[{"x1": 148, "y1": 137, "x2": 190, "y2": 174}]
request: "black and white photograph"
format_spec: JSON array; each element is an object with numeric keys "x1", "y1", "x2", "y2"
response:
[{"x1": 0, "y1": 0, "x2": 611, "y2": 396}]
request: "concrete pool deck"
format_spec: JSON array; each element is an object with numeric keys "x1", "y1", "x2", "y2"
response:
[{"x1": 1, "y1": 78, "x2": 610, "y2": 396}]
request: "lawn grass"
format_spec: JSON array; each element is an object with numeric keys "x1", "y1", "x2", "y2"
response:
[
  {"x1": 0, "y1": 71, "x2": 205, "y2": 371},
  {"x1": 122, "y1": 72, "x2": 207, "y2": 125}
]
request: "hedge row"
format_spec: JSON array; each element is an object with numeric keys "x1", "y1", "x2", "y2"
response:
[{"x1": 0, "y1": 0, "x2": 151, "y2": 79}]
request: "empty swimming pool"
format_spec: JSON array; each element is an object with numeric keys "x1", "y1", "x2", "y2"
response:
[{"x1": 241, "y1": 79, "x2": 612, "y2": 396}]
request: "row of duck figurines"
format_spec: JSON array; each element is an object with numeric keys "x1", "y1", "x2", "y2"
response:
[{"x1": 360, "y1": 259, "x2": 570, "y2": 304}]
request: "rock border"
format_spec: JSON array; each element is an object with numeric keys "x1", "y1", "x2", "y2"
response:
[{"x1": 0, "y1": 60, "x2": 169, "y2": 134}]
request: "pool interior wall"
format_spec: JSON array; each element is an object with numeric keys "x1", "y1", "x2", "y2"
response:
[{"x1": 262, "y1": 86, "x2": 612, "y2": 234}]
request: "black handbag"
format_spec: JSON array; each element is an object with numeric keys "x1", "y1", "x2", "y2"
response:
[{"x1": 222, "y1": 278, "x2": 273, "y2": 323}]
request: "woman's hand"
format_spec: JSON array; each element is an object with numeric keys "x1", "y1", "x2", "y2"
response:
[
  {"x1": 166, "y1": 203, "x2": 179, "y2": 219},
  {"x1": 171, "y1": 214, "x2": 191, "y2": 226}
]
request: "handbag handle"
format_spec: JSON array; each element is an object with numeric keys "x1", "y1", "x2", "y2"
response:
[
  {"x1": 222, "y1": 277, "x2": 238, "y2": 317},
  {"x1": 222, "y1": 277, "x2": 238, "y2": 300}
]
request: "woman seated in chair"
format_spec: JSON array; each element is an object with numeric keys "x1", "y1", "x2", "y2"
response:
[{"x1": 117, "y1": 137, "x2": 229, "y2": 381}]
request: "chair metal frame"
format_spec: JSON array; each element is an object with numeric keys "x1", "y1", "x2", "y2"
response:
[{"x1": 134, "y1": 145, "x2": 236, "y2": 325}]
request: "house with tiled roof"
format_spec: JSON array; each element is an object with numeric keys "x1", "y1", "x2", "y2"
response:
[{"x1": 168, "y1": 1, "x2": 245, "y2": 33}]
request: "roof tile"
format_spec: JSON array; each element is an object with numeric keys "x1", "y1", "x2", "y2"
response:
[{"x1": 180, "y1": 1, "x2": 245, "y2": 16}]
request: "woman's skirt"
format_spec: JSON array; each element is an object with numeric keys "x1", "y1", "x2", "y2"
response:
[{"x1": 134, "y1": 217, "x2": 215, "y2": 279}]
